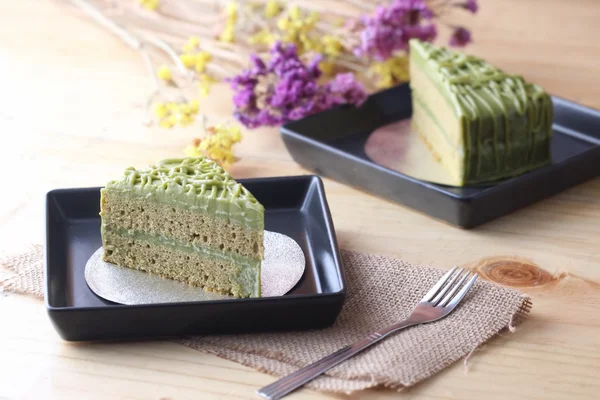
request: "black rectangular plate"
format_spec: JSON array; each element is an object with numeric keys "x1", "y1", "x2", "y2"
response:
[
  {"x1": 45, "y1": 175, "x2": 346, "y2": 342},
  {"x1": 281, "y1": 84, "x2": 600, "y2": 228}
]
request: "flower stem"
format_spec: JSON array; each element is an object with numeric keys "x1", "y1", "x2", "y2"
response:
[
  {"x1": 287, "y1": 1, "x2": 362, "y2": 19},
  {"x1": 339, "y1": 0, "x2": 373, "y2": 12},
  {"x1": 139, "y1": 45, "x2": 161, "y2": 92},
  {"x1": 142, "y1": 34, "x2": 189, "y2": 75},
  {"x1": 143, "y1": 90, "x2": 160, "y2": 126},
  {"x1": 206, "y1": 62, "x2": 237, "y2": 78},
  {"x1": 333, "y1": 57, "x2": 366, "y2": 73},
  {"x1": 157, "y1": 0, "x2": 220, "y2": 24},
  {"x1": 70, "y1": 0, "x2": 141, "y2": 49}
]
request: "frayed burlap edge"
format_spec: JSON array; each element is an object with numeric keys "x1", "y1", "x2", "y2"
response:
[
  {"x1": 176, "y1": 295, "x2": 531, "y2": 394},
  {"x1": 0, "y1": 244, "x2": 44, "y2": 298},
  {"x1": 0, "y1": 245, "x2": 532, "y2": 395}
]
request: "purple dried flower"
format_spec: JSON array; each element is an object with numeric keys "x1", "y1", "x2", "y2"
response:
[
  {"x1": 449, "y1": 27, "x2": 472, "y2": 47},
  {"x1": 230, "y1": 42, "x2": 367, "y2": 128},
  {"x1": 462, "y1": 0, "x2": 479, "y2": 13},
  {"x1": 355, "y1": 0, "x2": 436, "y2": 61},
  {"x1": 249, "y1": 54, "x2": 267, "y2": 74},
  {"x1": 403, "y1": 23, "x2": 437, "y2": 44},
  {"x1": 325, "y1": 73, "x2": 368, "y2": 107}
]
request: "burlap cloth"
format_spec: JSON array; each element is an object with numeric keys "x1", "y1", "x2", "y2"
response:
[{"x1": 0, "y1": 244, "x2": 531, "y2": 394}]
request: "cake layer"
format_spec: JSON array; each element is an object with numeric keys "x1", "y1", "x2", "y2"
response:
[
  {"x1": 103, "y1": 232, "x2": 260, "y2": 298},
  {"x1": 101, "y1": 189, "x2": 264, "y2": 260},
  {"x1": 409, "y1": 39, "x2": 553, "y2": 185},
  {"x1": 105, "y1": 158, "x2": 264, "y2": 230},
  {"x1": 412, "y1": 96, "x2": 463, "y2": 185},
  {"x1": 409, "y1": 51, "x2": 464, "y2": 150},
  {"x1": 412, "y1": 95, "x2": 545, "y2": 185}
]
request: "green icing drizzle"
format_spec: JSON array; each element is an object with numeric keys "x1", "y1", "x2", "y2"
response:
[
  {"x1": 409, "y1": 39, "x2": 553, "y2": 185},
  {"x1": 103, "y1": 157, "x2": 264, "y2": 229}
]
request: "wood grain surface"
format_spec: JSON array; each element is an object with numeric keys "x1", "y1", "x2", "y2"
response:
[{"x1": 1, "y1": 0, "x2": 599, "y2": 399}]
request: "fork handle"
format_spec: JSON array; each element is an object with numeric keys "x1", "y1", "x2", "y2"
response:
[{"x1": 257, "y1": 319, "x2": 417, "y2": 400}]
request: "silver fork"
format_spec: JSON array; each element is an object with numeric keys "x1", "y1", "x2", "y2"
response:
[{"x1": 257, "y1": 266, "x2": 478, "y2": 400}]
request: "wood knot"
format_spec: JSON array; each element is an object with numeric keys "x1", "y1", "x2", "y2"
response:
[{"x1": 468, "y1": 257, "x2": 556, "y2": 288}]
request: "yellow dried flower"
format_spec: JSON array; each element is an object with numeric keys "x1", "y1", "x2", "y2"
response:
[
  {"x1": 154, "y1": 102, "x2": 168, "y2": 119},
  {"x1": 276, "y1": 7, "x2": 320, "y2": 54},
  {"x1": 157, "y1": 65, "x2": 172, "y2": 81},
  {"x1": 225, "y1": 2, "x2": 238, "y2": 19},
  {"x1": 322, "y1": 35, "x2": 343, "y2": 58},
  {"x1": 179, "y1": 53, "x2": 196, "y2": 68},
  {"x1": 194, "y1": 52, "x2": 212, "y2": 73},
  {"x1": 183, "y1": 36, "x2": 200, "y2": 52},
  {"x1": 318, "y1": 61, "x2": 336, "y2": 77},
  {"x1": 179, "y1": 103, "x2": 191, "y2": 115},
  {"x1": 138, "y1": 0, "x2": 159, "y2": 11},
  {"x1": 289, "y1": 6, "x2": 301, "y2": 20},
  {"x1": 196, "y1": 52, "x2": 212, "y2": 63},
  {"x1": 277, "y1": 16, "x2": 289, "y2": 31},
  {"x1": 187, "y1": 123, "x2": 243, "y2": 168},
  {"x1": 220, "y1": 25, "x2": 235, "y2": 43},
  {"x1": 198, "y1": 74, "x2": 216, "y2": 97},
  {"x1": 369, "y1": 54, "x2": 410, "y2": 88},
  {"x1": 167, "y1": 114, "x2": 179, "y2": 126},
  {"x1": 184, "y1": 144, "x2": 203, "y2": 157},
  {"x1": 179, "y1": 50, "x2": 212, "y2": 72},
  {"x1": 265, "y1": 0, "x2": 282, "y2": 18},
  {"x1": 248, "y1": 29, "x2": 276, "y2": 46},
  {"x1": 229, "y1": 125, "x2": 242, "y2": 142},
  {"x1": 159, "y1": 119, "x2": 174, "y2": 129},
  {"x1": 300, "y1": 33, "x2": 320, "y2": 53},
  {"x1": 252, "y1": 6, "x2": 328, "y2": 53},
  {"x1": 189, "y1": 99, "x2": 200, "y2": 113},
  {"x1": 153, "y1": 99, "x2": 200, "y2": 128},
  {"x1": 219, "y1": 2, "x2": 238, "y2": 43},
  {"x1": 177, "y1": 113, "x2": 193, "y2": 126}
]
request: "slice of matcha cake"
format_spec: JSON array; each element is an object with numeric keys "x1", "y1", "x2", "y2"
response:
[
  {"x1": 409, "y1": 39, "x2": 553, "y2": 186},
  {"x1": 100, "y1": 157, "x2": 264, "y2": 298}
]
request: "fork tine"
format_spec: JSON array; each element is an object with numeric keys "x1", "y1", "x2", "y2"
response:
[
  {"x1": 421, "y1": 266, "x2": 458, "y2": 302},
  {"x1": 439, "y1": 270, "x2": 471, "y2": 307},
  {"x1": 430, "y1": 268, "x2": 464, "y2": 305},
  {"x1": 445, "y1": 273, "x2": 479, "y2": 310}
]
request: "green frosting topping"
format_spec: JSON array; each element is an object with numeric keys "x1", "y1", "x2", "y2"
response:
[
  {"x1": 409, "y1": 39, "x2": 553, "y2": 184},
  {"x1": 104, "y1": 157, "x2": 264, "y2": 229}
]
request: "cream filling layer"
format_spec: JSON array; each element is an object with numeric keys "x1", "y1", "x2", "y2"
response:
[{"x1": 103, "y1": 227, "x2": 261, "y2": 297}]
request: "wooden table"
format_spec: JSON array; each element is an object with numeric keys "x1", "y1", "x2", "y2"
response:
[{"x1": 1, "y1": 0, "x2": 599, "y2": 399}]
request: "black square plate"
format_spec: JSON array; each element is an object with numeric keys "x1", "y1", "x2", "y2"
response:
[
  {"x1": 45, "y1": 175, "x2": 345, "y2": 342},
  {"x1": 281, "y1": 84, "x2": 600, "y2": 228}
]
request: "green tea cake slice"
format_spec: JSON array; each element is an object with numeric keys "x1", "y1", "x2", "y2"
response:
[
  {"x1": 409, "y1": 39, "x2": 553, "y2": 186},
  {"x1": 99, "y1": 157, "x2": 264, "y2": 298}
]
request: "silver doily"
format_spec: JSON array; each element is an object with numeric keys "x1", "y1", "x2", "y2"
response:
[{"x1": 84, "y1": 231, "x2": 305, "y2": 305}]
